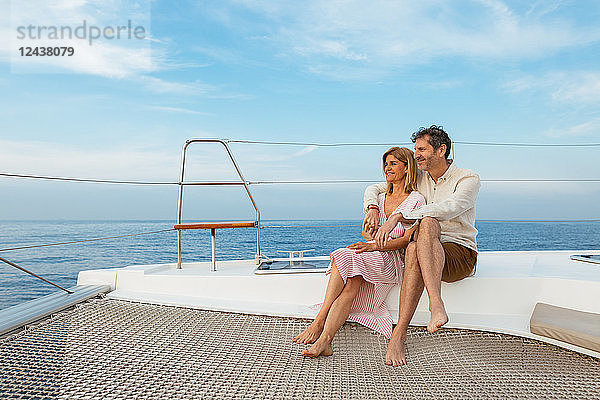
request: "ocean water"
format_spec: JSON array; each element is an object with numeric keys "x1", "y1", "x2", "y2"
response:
[{"x1": 1, "y1": 220, "x2": 599, "y2": 310}]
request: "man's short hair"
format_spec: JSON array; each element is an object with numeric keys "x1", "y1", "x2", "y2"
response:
[{"x1": 411, "y1": 125, "x2": 452, "y2": 159}]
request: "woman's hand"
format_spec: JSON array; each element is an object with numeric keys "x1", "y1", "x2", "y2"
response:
[
  {"x1": 362, "y1": 208, "x2": 379, "y2": 236},
  {"x1": 374, "y1": 215, "x2": 400, "y2": 248},
  {"x1": 362, "y1": 224, "x2": 380, "y2": 241},
  {"x1": 362, "y1": 229, "x2": 374, "y2": 241},
  {"x1": 347, "y1": 241, "x2": 377, "y2": 253}
]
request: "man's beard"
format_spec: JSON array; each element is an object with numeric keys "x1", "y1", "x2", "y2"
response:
[{"x1": 416, "y1": 159, "x2": 430, "y2": 171}]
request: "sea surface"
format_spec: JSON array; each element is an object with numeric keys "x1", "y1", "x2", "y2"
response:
[{"x1": 1, "y1": 220, "x2": 599, "y2": 310}]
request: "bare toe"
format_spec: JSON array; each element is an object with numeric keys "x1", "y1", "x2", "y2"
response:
[
  {"x1": 302, "y1": 340, "x2": 333, "y2": 358},
  {"x1": 385, "y1": 335, "x2": 407, "y2": 367},
  {"x1": 293, "y1": 321, "x2": 324, "y2": 344}
]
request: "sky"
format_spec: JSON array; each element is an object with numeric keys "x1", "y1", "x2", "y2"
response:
[{"x1": 1, "y1": 0, "x2": 599, "y2": 221}]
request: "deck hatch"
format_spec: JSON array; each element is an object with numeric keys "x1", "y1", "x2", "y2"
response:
[
  {"x1": 255, "y1": 259, "x2": 330, "y2": 274},
  {"x1": 570, "y1": 254, "x2": 600, "y2": 264}
]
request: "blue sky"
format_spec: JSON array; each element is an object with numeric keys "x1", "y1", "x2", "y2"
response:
[{"x1": 1, "y1": 0, "x2": 599, "y2": 220}]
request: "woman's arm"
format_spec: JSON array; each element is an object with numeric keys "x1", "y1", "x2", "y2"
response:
[
  {"x1": 349, "y1": 225, "x2": 417, "y2": 253},
  {"x1": 363, "y1": 182, "x2": 387, "y2": 213},
  {"x1": 376, "y1": 225, "x2": 416, "y2": 251},
  {"x1": 374, "y1": 193, "x2": 425, "y2": 247},
  {"x1": 373, "y1": 214, "x2": 418, "y2": 248}
]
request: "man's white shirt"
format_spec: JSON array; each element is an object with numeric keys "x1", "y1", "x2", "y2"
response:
[{"x1": 364, "y1": 161, "x2": 480, "y2": 251}]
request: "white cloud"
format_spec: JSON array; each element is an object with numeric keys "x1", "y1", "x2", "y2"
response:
[
  {"x1": 525, "y1": 1, "x2": 564, "y2": 19},
  {"x1": 544, "y1": 118, "x2": 600, "y2": 138},
  {"x1": 0, "y1": 140, "x2": 266, "y2": 183},
  {"x1": 0, "y1": 1, "x2": 9, "y2": 62},
  {"x1": 249, "y1": 145, "x2": 319, "y2": 163},
  {"x1": 148, "y1": 106, "x2": 214, "y2": 116},
  {"x1": 227, "y1": 0, "x2": 600, "y2": 79},
  {"x1": 0, "y1": 140, "x2": 180, "y2": 181},
  {"x1": 138, "y1": 76, "x2": 214, "y2": 95},
  {"x1": 551, "y1": 73, "x2": 600, "y2": 104},
  {"x1": 137, "y1": 76, "x2": 253, "y2": 99},
  {"x1": 1, "y1": 1, "x2": 245, "y2": 101},
  {"x1": 292, "y1": 145, "x2": 318, "y2": 158},
  {"x1": 9, "y1": 41, "x2": 156, "y2": 78},
  {"x1": 294, "y1": 39, "x2": 368, "y2": 61},
  {"x1": 5, "y1": 0, "x2": 161, "y2": 77},
  {"x1": 504, "y1": 71, "x2": 600, "y2": 105}
]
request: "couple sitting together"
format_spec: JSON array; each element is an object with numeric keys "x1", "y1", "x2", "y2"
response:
[{"x1": 293, "y1": 125, "x2": 480, "y2": 366}]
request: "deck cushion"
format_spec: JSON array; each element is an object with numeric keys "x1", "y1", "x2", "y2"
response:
[{"x1": 530, "y1": 303, "x2": 600, "y2": 353}]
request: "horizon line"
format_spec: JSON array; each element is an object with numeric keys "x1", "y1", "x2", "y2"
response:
[{"x1": 1, "y1": 219, "x2": 599, "y2": 223}]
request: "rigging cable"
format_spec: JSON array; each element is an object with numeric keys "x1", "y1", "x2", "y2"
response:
[
  {"x1": 2, "y1": 139, "x2": 600, "y2": 185},
  {"x1": 228, "y1": 139, "x2": 600, "y2": 147},
  {"x1": 0, "y1": 173, "x2": 178, "y2": 185},
  {"x1": 0, "y1": 256, "x2": 73, "y2": 294},
  {"x1": 0, "y1": 228, "x2": 175, "y2": 252},
  {"x1": 2, "y1": 173, "x2": 599, "y2": 184}
]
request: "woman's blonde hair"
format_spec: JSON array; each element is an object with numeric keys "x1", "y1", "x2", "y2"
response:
[{"x1": 382, "y1": 147, "x2": 418, "y2": 194}]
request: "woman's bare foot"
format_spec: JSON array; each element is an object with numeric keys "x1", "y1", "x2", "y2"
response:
[
  {"x1": 385, "y1": 334, "x2": 407, "y2": 366},
  {"x1": 427, "y1": 304, "x2": 448, "y2": 333},
  {"x1": 301, "y1": 338, "x2": 333, "y2": 358},
  {"x1": 293, "y1": 320, "x2": 325, "y2": 344}
]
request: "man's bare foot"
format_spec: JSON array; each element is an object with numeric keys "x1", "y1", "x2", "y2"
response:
[
  {"x1": 427, "y1": 304, "x2": 448, "y2": 333},
  {"x1": 301, "y1": 339, "x2": 333, "y2": 358},
  {"x1": 293, "y1": 320, "x2": 324, "y2": 344},
  {"x1": 385, "y1": 334, "x2": 407, "y2": 366}
]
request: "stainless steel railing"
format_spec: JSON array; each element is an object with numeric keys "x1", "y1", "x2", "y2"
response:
[{"x1": 176, "y1": 139, "x2": 262, "y2": 269}]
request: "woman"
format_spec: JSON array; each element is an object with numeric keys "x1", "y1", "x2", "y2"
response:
[{"x1": 293, "y1": 147, "x2": 425, "y2": 357}]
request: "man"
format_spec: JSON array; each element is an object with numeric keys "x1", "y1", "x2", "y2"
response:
[{"x1": 362, "y1": 125, "x2": 480, "y2": 366}]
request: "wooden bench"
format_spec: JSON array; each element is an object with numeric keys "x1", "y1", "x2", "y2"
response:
[{"x1": 174, "y1": 221, "x2": 258, "y2": 271}]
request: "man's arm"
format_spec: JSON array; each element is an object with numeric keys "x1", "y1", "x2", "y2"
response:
[
  {"x1": 362, "y1": 182, "x2": 387, "y2": 233},
  {"x1": 363, "y1": 182, "x2": 387, "y2": 213},
  {"x1": 399, "y1": 174, "x2": 480, "y2": 221}
]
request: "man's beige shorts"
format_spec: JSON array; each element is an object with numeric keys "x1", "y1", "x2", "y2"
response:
[{"x1": 441, "y1": 242, "x2": 477, "y2": 283}]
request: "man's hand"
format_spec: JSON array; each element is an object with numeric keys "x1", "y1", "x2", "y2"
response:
[
  {"x1": 347, "y1": 241, "x2": 377, "y2": 253},
  {"x1": 374, "y1": 214, "x2": 400, "y2": 248},
  {"x1": 362, "y1": 208, "x2": 379, "y2": 236}
]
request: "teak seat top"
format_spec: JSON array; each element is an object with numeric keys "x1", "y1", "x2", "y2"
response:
[{"x1": 174, "y1": 221, "x2": 257, "y2": 230}]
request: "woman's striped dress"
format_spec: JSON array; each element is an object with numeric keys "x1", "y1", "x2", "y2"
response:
[{"x1": 329, "y1": 191, "x2": 425, "y2": 338}]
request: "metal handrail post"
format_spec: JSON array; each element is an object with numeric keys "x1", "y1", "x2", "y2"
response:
[
  {"x1": 175, "y1": 139, "x2": 262, "y2": 269},
  {"x1": 176, "y1": 142, "x2": 190, "y2": 269},
  {"x1": 219, "y1": 140, "x2": 261, "y2": 264},
  {"x1": 210, "y1": 228, "x2": 216, "y2": 271}
]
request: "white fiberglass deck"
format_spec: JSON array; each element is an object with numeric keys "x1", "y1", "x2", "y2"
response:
[{"x1": 78, "y1": 250, "x2": 600, "y2": 357}]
